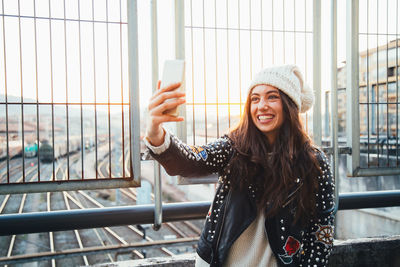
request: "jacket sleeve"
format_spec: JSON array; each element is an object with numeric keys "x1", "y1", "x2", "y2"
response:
[
  {"x1": 300, "y1": 151, "x2": 335, "y2": 267},
  {"x1": 148, "y1": 134, "x2": 235, "y2": 178}
]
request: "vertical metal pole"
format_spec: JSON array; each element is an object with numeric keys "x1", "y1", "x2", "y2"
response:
[
  {"x1": 260, "y1": 0, "x2": 263, "y2": 68},
  {"x1": 49, "y1": 0, "x2": 55, "y2": 180},
  {"x1": 92, "y1": 0, "x2": 99, "y2": 179},
  {"x1": 325, "y1": 91, "x2": 330, "y2": 138},
  {"x1": 202, "y1": 0, "x2": 208, "y2": 143},
  {"x1": 304, "y1": 0, "x2": 307, "y2": 91},
  {"x1": 237, "y1": 0, "x2": 242, "y2": 118},
  {"x1": 120, "y1": 0, "x2": 126, "y2": 178},
  {"x1": 376, "y1": 0, "x2": 380, "y2": 164},
  {"x1": 150, "y1": 0, "x2": 162, "y2": 231},
  {"x1": 249, "y1": 0, "x2": 252, "y2": 78},
  {"x1": 272, "y1": 0, "x2": 275, "y2": 64},
  {"x1": 346, "y1": 0, "x2": 360, "y2": 176},
  {"x1": 106, "y1": 0, "x2": 112, "y2": 178},
  {"x1": 2, "y1": 0, "x2": 10, "y2": 184},
  {"x1": 375, "y1": 1, "x2": 381, "y2": 167},
  {"x1": 175, "y1": 0, "x2": 186, "y2": 142},
  {"x1": 33, "y1": 0, "x2": 41, "y2": 181},
  {"x1": 214, "y1": 0, "x2": 220, "y2": 137},
  {"x1": 175, "y1": 0, "x2": 190, "y2": 185},
  {"x1": 78, "y1": 0, "x2": 85, "y2": 179},
  {"x1": 190, "y1": 0, "x2": 196, "y2": 143},
  {"x1": 17, "y1": 0, "x2": 26, "y2": 182},
  {"x1": 385, "y1": 0, "x2": 389, "y2": 166},
  {"x1": 396, "y1": 0, "x2": 399, "y2": 166},
  {"x1": 63, "y1": 0, "x2": 70, "y2": 180},
  {"x1": 127, "y1": 0, "x2": 141, "y2": 183},
  {"x1": 293, "y1": 0, "x2": 296, "y2": 64},
  {"x1": 366, "y1": 0, "x2": 370, "y2": 167},
  {"x1": 331, "y1": 0, "x2": 339, "y2": 214},
  {"x1": 226, "y1": 0, "x2": 231, "y2": 128},
  {"x1": 283, "y1": 0, "x2": 286, "y2": 64},
  {"x1": 313, "y1": 0, "x2": 322, "y2": 146}
]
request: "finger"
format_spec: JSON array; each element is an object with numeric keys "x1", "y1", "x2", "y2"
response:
[
  {"x1": 150, "y1": 98, "x2": 185, "y2": 116},
  {"x1": 149, "y1": 91, "x2": 185, "y2": 110},
  {"x1": 157, "y1": 80, "x2": 161, "y2": 90},
  {"x1": 150, "y1": 82, "x2": 181, "y2": 101},
  {"x1": 160, "y1": 82, "x2": 181, "y2": 93},
  {"x1": 150, "y1": 98, "x2": 186, "y2": 116},
  {"x1": 153, "y1": 115, "x2": 185, "y2": 124}
]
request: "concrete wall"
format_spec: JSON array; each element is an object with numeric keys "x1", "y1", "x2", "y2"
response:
[
  {"x1": 91, "y1": 235, "x2": 400, "y2": 267},
  {"x1": 329, "y1": 236, "x2": 400, "y2": 267}
]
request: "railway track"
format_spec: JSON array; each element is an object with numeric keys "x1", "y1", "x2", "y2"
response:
[
  {"x1": 99, "y1": 147, "x2": 201, "y2": 239},
  {"x1": 0, "y1": 157, "x2": 38, "y2": 184},
  {"x1": 0, "y1": 143, "x2": 202, "y2": 266}
]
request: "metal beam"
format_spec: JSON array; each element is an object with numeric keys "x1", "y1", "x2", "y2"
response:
[
  {"x1": 150, "y1": 0, "x2": 162, "y2": 231},
  {"x1": 0, "y1": 179, "x2": 139, "y2": 195},
  {"x1": 338, "y1": 190, "x2": 400, "y2": 210},
  {"x1": 1, "y1": 191, "x2": 400, "y2": 236},
  {"x1": 175, "y1": 0, "x2": 187, "y2": 143},
  {"x1": 353, "y1": 167, "x2": 400, "y2": 177},
  {"x1": 331, "y1": 0, "x2": 339, "y2": 214},
  {"x1": 0, "y1": 201, "x2": 210, "y2": 236},
  {"x1": 313, "y1": 0, "x2": 322, "y2": 146},
  {"x1": 128, "y1": 0, "x2": 141, "y2": 183},
  {"x1": 346, "y1": 0, "x2": 360, "y2": 176}
]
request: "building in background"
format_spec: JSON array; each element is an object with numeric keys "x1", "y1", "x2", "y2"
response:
[{"x1": 337, "y1": 39, "x2": 400, "y2": 144}]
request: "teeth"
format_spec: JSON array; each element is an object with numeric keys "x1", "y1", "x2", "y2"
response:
[{"x1": 258, "y1": 115, "x2": 273, "y2": 120}]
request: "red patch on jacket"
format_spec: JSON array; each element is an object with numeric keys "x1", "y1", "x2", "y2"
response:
[
  {"x1": 278, "y1": 236, "x2": 301, "y2": 264},
  {"x1": 284, "y1": 236, "x2": 300, "y2": 256}
]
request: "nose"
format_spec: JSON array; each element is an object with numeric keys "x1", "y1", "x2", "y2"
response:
[{"x1": 258, "y1": 98, "x2": 270, "y2": 110}]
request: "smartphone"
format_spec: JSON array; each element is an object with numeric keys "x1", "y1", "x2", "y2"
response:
[{"x1": 160, "y1": 60, "x2": 185, "y2": 117}]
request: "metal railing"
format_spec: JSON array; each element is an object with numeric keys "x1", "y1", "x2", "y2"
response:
[
  {"x1": 0, "y1": 190, "x2": 399, "y2": 237},
  {"x1": 0, "y1": 0, "x2": 141, "y2": 193},
  {"x1": 345, "y1": 0, "x2": 400, "y2": 176},
  {"x1": 177, "y1": 0, "x2": 319, "y2": 185},
  {"x1": 183, "y1": 0, "x2": 317, "y2": 144}
]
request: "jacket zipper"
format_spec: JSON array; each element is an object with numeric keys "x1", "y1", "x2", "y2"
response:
[
  {"x1": 282, "y1": 181, "x2": 303, "y2": 208},
  {"x1": 213, "y1": 189, "x2": 232, "y2": 265}
]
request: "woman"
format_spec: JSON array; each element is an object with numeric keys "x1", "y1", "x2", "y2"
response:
[{"x1": 144, "y1": 65, "x2": 335, "y2": 267}]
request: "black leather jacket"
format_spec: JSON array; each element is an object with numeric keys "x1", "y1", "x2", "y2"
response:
[{"x1": 149, "y1": 134, "x2": 335, "y2": 267}]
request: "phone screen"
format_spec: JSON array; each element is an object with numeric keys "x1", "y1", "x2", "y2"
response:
[{"x1": 160, "y1": 60, "x2": 185, "y2": 117}]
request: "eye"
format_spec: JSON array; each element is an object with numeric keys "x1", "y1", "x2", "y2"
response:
[
  {"x1": 268, "y1": 94, "x2": 280, "y2": 100},
  {"x1": 251, "y1": 96, "x2": 259, "y2": 102}
]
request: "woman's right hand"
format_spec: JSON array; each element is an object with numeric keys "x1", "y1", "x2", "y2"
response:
[{"x1": 145, "y1": 81, "x2": 186, "y2": 146}]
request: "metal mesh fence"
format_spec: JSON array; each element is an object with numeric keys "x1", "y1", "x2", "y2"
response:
[
  {"x1": 339, "y1": 0, "x2": 400, "y2": 170},
  {"x1": 184, "y1": 0, "x2": 315, "y2": 146},
  {"x1": 0, "y1": 0, "x2": 134, "y2": 190}
]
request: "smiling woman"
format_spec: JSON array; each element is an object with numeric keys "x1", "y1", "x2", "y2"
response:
[{"x1": 145, "y1": 65, "x2": 335, "y2": 267}]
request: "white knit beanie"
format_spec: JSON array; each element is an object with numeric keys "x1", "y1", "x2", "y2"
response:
[{"x1": 248, "y1": 65, "x2": 314, "y2": 113}]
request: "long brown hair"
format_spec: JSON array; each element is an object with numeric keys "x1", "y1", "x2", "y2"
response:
[{"x1": 228, "y1": 88, "x2": 321, "y2": 224}]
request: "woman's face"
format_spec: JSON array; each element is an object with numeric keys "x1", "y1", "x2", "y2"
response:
[{"x1": 250, "y1": 84, "x2": 284, "y2": 144}]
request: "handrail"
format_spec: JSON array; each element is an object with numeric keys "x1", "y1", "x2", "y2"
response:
[
  {"x1": 338, "y1": 190, "x2": 400, "y2": 210},
  {"x1": 0, "y1": 191, "x2": 400, "y2": 236},
  {"x1": 0, "y1": 201, "x2": 210, "y2": 236}
]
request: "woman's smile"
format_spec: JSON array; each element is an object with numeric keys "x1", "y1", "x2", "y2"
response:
[{"x1": 257, "y1": 114, "x2": 275, "y2": 123}]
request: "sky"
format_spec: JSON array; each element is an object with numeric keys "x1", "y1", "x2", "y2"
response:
[{"x1": 0, "y1": 0, "x2": 398, "y2": 115}]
